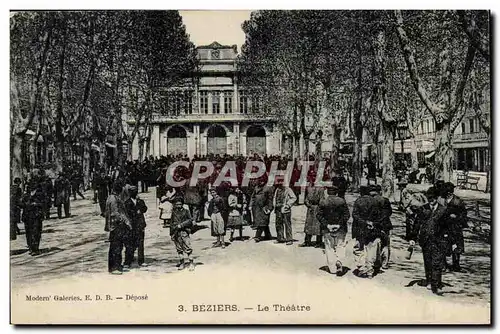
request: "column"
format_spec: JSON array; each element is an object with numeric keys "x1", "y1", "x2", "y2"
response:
[
  {"x1": 233, "y1": 76, "x2": 238, "y2": 113},
  {"x1": 234, "y1": 123, "x2": 240, "y2": 155},
  {"x1": 194, "y1": 124, "x2": 200, "y2": 156},
  {"x1": 240, "y1": 126, "x2": 247, "y2": 156},
  {"x1": 187, "y1": 128, "x2": 195, "y2": 158},
  {"x1": 220, "y1": 92, "x2": 225, "y2": 114},
  {"x1": 151, "y1": 124, "x2": 160, "y2": 157},
  {"x1": 227, "y1": 129, "x2": 234, "y2": 155},
  {"x1": 193, "y1": 83, "x2": 199, "y2": 114},
  {"x1": 208, "y1": 91, "x2": 213, "y2": 114},
  {"x1": 201, "y1": 129, "x2": 207, "y2": 156}
]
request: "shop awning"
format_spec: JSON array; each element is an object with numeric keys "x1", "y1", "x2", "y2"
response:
[
  {"x1": 425, "y1": 151, "x2": 435, "y2": 159},
  {"x1": 105, "y1": 142, "x2": 116, "y2": 148},
  {"x1": 91, "y1": 143, "x2": 100, "y2": 151}
]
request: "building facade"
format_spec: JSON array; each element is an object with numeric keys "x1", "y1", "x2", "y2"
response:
[
  {"x1": 391, "y1": 114, "x2": 490, "y2": 172},
  {"x1": 128, "y1": 42, "x2": 281, "y2": 160}
]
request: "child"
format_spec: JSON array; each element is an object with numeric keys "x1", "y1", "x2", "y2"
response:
[
  {"x1": 227, "y1": 187, "x2": 245, "y2": 241},
  {"x1": 208, "y1": 188, "x2": 226, "y2": 248},
  {"x1": 159, "y1": 186, "x2": 176, "y2": 228},
  {"x1": 170, "y1": 197, "x2": 195, "y2": 271}
]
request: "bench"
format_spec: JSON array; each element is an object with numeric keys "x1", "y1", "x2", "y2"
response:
[
  {"x1": 457, "y1": 173, "x2": 468, "y2": 188},
  {"x1": 465, "y1": 176, "x2": 480, "y2": 190}
]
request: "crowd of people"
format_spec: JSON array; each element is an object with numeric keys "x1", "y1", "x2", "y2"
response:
[{"x1": 11, "y1": 153, "x2": 470, "y2": 296}]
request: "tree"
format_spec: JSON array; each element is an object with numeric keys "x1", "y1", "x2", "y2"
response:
[
  {"x1": 394, "y1": 10, "x2": 477, "y2": 182},
  {"x1": 10, "y1": 12, "x2": 55, "y2": 182}
]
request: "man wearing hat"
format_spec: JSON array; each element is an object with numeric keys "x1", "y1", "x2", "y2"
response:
[
  {"x1": 442, "y1": 182, "x2": 468, "y2": 272},
  {"x1": 370, "y1": 184, "x2": 393, "y2": 269},
  {"x1": 408, "y1": 186, "x2": 449, "y2": 295},
  {"x1": 105, "y1": 181, "x2": 132, "y2": 275},
  {"x1": 54, "y1": 171, "x2": 71, "y2": 219},
  {"x1": 352, "y1": 185, "x2": 377, "y2": 277},
  {"x1": 272, "y1": 175, "x2": 297, "y2": 245},
  {"x1": 124, "y1": 186, "x2": 148, "y2": 268},
  {"x1": 317, "y1": 185, "x2": 351, "y2": 276}
]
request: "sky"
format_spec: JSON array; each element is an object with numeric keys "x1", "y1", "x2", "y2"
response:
[{"x1": 179, "y1": 10, "x2": 252, "y2": 52}]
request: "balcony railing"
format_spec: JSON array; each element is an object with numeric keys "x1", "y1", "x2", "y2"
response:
[{"x1": 455, "y1": 132, "x2": 488, "y2": 141}]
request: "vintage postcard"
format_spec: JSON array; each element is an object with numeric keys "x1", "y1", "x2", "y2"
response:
[{"x1": 9, "y1": 9, "x2": 491, "y2": 324}]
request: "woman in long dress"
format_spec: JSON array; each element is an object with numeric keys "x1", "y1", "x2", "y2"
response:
[
  {"x1": 208, "y1": 188, "x2": 226, "y2": 248},
  {"x1": 227, "y1": 187, "x2": 246, "y2": 242}
]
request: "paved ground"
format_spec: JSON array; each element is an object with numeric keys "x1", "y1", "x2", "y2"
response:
[{"x1": 10, "y1": 186, "x2": 491, "y2": 323}]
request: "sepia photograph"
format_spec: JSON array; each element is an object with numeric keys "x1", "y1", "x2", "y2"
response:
[{"x1": 9, "y1": 9, "x2": 491, "y2": 324}]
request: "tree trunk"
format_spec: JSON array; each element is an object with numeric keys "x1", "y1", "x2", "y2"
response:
[
  {"x1": 315, "y1": 131, "x2": 322, "y2": 160},
  {"x1": 381, "y1": 122, "x2": 395, "y2": 200},
  {"x1": 352, "y1": 127, "x2": 363, "y2": 192},
  {"x1": 433, "y1": 122, "x2": 454, "y2": 182},
  {"x1": 303, "y1": 134, "x2": 310, "y2": 161},
  {"x1": 82, "y1": 140, "x2": 91, "y2": 189},
  {"x1": 410, "y1": 137, "x2": 419, "y2": 171},
  {"x1": 127, "y1": 139, "x2": 133, "y2": 161},
  {"x1": 11, "y1": 133, "x2": 25, "y2": 183},
  {"x1": 99, "y1": 142, "x2": 106, "y2": 166},
  {"x1": 330, "y1": 125, "x2": 341, "y2": 171},
  {"x1": 485, "y1": 135, "x2": 491, "y2": 193},
  {"x1": 54, "y1": 140, "x2": 65, "y2": 174},
  {"x1": 138, "y1": 138, "x2": 145, "y2": 162},
  {"x1": 144, "y1": 125, "x2": 153, "y2": 158},
  {"x1": 292, "y1": 134, "x2": 300, "y2": 161}
]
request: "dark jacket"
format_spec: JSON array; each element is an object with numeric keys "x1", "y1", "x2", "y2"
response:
[
  {"x1": 250, "y1": 185, "x2": 274, "y2": 227},
  {"x1": 54, "y1": 175, "x2": 71, "y2": 206},
  {"x1": 352, "y1": 195, "x2": 376, "y2": 242},
  {"x1": 317, "y1": 194, "x2": 350, "y2": 233},
  {"x1": 124, "y1": 197, "x2": 148, "y2": 230},
  {"x1": 372, "y1": 194, "x2": 393, "y2": 231},
  {"x1": 105, "y1": 194, "x2": 131, "y2": 232},
  {"x1": 21, "y1": 188, "x2": 45, "y2": 222},
  {"x1": 411, "y1": 202, "x2": 449, "y2": 246},
  {"x1": 170, "y1": 207, "x2": 193, "y2": 236}
]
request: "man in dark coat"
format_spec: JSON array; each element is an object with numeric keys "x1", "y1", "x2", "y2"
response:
[
  {"x1": 183, "y1": 178, "x2": 202, "y2": 222},
  {"x1": 21, "y1": 178, "x2": 45, "y2": 255},
  {"x1": 317, "y1": 185, "x2": 350, "y2": 276},
  {"x1": 10, "y1": 177, "x2": 23, "y2": 240},
  {"x1": 95, "y1": 167, "x2": 110, "y2": 216},
  {"x1": 409, "y1": 187, "x2": 450, "y2": 295},
  {"x1": 124, "y1": 186, "x2": 148, "y2": 268},
  {"x1": 352, "y1": 185, "x2": 377, "y2": 277},
  {"x1": 105, "y1": 182, "x2": 132, "y2": 275},
  {"x1": 331, "y1": 168, "x2": 348, "y2": 199},
  {"x1": 300, "y1": 183, "x2": 323, "y2": 247},
  {"x1": 442, "y1": 182, "x2": 468, "y2": 272},
  {"x1": 54, "y1": 172, "x2": 71, "y2": 219},
  {"x1": 370, "y1": 184, "x2": 393, "y2": 269},
  {"x1": 39, "y1": 170, "x2": 53, "y2": 220},
  {"x1": 70, "y1": 168, "x2": 85, "y2": 200},
  {"x1": 250, "y1": 177, "x2": 274, "y2": 242}
]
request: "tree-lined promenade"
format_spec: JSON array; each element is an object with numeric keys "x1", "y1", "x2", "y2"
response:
[{"x1": 10, "y1": 10, "x2": 490, "y2": 198}]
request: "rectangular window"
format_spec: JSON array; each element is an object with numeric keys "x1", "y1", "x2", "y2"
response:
[
  {"x1": 184, "y1": 91, "x2": 193, "y2": 114},
  {"x1": 251, "y1": 96, "x2": 261, "y2": 113},
  {"x1": 200, "y1": 91, "x2": 208, "y2": 114},
  {"x1": 469, "y1": 118, "x2": 475, "y2": 133},
  {"x1": 461, "y1": 123, "x2": 466, "y2": 134},
  {"x1": 224, "y1": 92, "x2": 233, "y2": 114},
  {"x1": 239, "y1": 91, "x2": 248, "y2": 114},
  {"x1": 212, "y1": 91, "x2": 220, "y2": 114}
]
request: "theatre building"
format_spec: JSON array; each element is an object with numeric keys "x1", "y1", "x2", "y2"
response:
[{"x1": 127, "y1": 42, "x2": 281, "y2": 159}]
